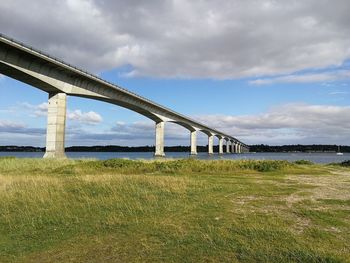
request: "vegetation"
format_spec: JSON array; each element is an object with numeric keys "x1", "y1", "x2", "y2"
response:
[
  {"x1": 250, "y1": 144, "x2": 350, "y2": 153},
  {"x1": 339, "y1": 160, "x2": 350, "y2": 167},
  {"x1": 0, "y1": 158, "x2": 349, "y2": 262},
  {"x1": 294, "y1": 160, "x2": 314, "y2": 165}
]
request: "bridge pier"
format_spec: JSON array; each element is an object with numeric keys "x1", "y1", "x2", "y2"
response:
[
  {"x1": 43, "y1": 92, "x2": 67, "y2": 159},
  {"x1": 190, "y1": 130, "x2": 197, "y2": 155},
  {"x1": 231, "y1": 141, "x2": 235, "y2": 153},
  {"x1": 154, "y1": 121, "x2": 165, "y2": 157},
  {"x1": 208, "y1": 135, "x2": 214, "y2": 154},
  {"x1": 219, "y1": 138, "x2": 224, "y2": 154},
  {"x1": 226, "y1": 140, "x2": 231, "y2": 153}
]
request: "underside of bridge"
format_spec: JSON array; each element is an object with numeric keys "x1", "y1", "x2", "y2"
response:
[{"x1": 0, "y1": 34, "x2": 249, "y2": 157}]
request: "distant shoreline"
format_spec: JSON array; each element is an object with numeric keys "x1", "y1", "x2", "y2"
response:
[{"x1": 0, "y1": 145, "x2": 349, "y2": 153}]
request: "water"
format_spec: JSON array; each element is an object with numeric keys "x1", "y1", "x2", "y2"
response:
[{"x1": 0, "y1": 151, "x2": 349, "y2": 164}]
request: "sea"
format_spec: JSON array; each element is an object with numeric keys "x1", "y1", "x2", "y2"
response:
[{"x1": 0, "y1": 152, "x2": 349, "y2": 164}]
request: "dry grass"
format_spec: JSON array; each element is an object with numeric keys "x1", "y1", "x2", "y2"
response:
[{"x1": 0, "y1": 158, "x2": 349, "y2": 262}]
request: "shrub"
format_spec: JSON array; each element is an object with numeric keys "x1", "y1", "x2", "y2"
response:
[
  {"x1": 294, "y1": 160, "x2": 314, "y2": 165},
  {"x1": 339, "y1": 160, "x2": 350, "y2": 167},
  {"x1": 238, "y1": 160, "x2": 292, "y2": 172},
  {"x1": 102, "y1": 158, "x2": 140, "y2": 168}
]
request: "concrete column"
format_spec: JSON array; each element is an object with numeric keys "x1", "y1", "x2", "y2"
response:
[
  {"x1": 190, "y1": 130, "x2": 197, "y2": 155},
  {"x1": 238, "y1": 144, "x2": 242, "y2": 153},
  {"x1": 219, "y1": 138, "x2": 224, "y2": 154},
  {"x1": 154, "y1": 121, "x2": 165, "y2": 157},
  {"x1": 235, "y1": 143, "x2": 239, "y2": 154},
  {"x1": 231, "y1": 141, "x2": 235, "y2": 153},
  {"x1": 208, "y1": 135, "x2": 214, "y2": 154},
  {"x1": 44, "y1": 93, "x2": 67, "y2": 159},
  {"x1": 226, "y1": 140, "x2": 231, "y2": 153}
]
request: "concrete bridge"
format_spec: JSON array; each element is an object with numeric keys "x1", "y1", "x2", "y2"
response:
[{"x1": 0, "y1": 34, "x2": 249, "y2": 158}]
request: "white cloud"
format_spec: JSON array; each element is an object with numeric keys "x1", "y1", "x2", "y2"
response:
[
  {"x1": 62, "y1": 103, "x2": 350, "y2": 146},
  {"x1": 250, "y1": 70, "x2": 350, "y2": 85},
  {"x1": 67, "y1": 110, "x2": 102, "y2": 124},
  {"x1": 67, "y1": 103, "x2": 350, "y2": 146},
  {"x1": 19, "y1": 102, "x2": 48, "y2": 117},
  {"x1": 111, "y1": 120, "x2": 188, "y2": 140},
  {"x1": 1, "y1": 1, "x2": 350, "y2": 79},
  {"x1": 0, "y1": 119, "x2": 46, "y2": 146},
  {"x1": 19, "y1": 102, "x2": 103, "y2": 124},
  {"x1": 0, "y1": 119, "x2": 45, "y2": 135},
  {"x1": 195, "y1": 104, "x2": 350, "y2": 145},
  {"x1": 1, "y1": 103, "x2": 349, "y2": 146},
  {"x1": 0, "y1": 119, "x2": 24, "y2": 129},
  {"x1": 329, "y1": 91, "x2": 349, "y2": 95},
  {"x1": 36, "y1": 102, "x2": 48, "y2": 116}
]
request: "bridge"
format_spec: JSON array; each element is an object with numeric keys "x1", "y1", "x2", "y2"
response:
[{"x1": 0, "y1": 34, "x2": 249, "y2": 158}]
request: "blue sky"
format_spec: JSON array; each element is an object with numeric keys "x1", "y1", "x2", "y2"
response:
[{"x1": 0, "y1": 0, "x2": 350, "y2": 147}]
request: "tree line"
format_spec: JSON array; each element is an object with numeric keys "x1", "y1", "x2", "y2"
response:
[
  {"x1": 249, "y1": 144, "x2": 349, "y2": 153},
  {"x1": 0, "y1": 144, "x2": 348, "y2": 152}
]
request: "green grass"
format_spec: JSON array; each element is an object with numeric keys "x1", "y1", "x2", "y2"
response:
[{"x1": 0, "y1": 158, "x2": 349, "y2": 262}]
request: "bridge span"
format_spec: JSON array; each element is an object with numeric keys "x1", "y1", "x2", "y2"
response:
[{"x1": 0, "y1": 34, "x2": 249, "y2": 158}]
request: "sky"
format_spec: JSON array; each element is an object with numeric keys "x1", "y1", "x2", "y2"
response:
[{"x1": 0, "y1": 0, "x2": 349, "y2": 147}]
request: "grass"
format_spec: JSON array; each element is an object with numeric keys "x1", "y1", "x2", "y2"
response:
[{"x1": 0, "y1": 158, "x2": 349, "y2": 262}]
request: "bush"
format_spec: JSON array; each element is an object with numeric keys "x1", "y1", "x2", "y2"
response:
[
  {"x1": 294, "y1": 160, "x2": 314, "y2": 165},
  {"x1": 237, "y1": 160, "x2": 292, "y2": 172},
  {"x1": 102, "y1": 158, "x2": 140, "y2": 168},
  {"x1": 339, "y1": 160, "x2": 350, "y2": 167}
]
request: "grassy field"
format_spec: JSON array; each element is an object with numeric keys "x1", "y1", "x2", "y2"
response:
[{"x1": 0, "y1": 157, "x2": 349, "y2": 262}]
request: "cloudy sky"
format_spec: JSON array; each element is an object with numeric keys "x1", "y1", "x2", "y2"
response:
[{"x1": 0, "y1": 0, "x2": 349, "y2": 147}]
